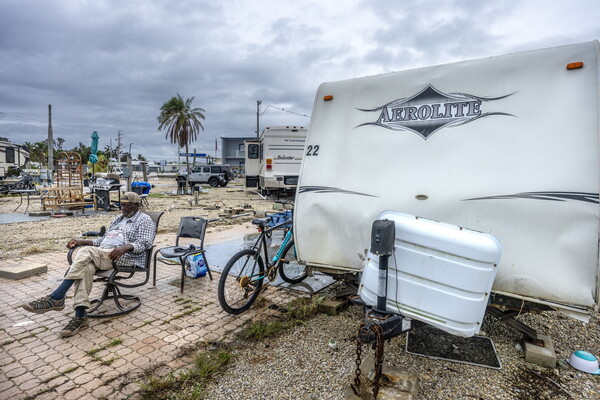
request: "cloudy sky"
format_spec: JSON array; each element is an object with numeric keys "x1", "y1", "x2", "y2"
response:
[{"x1": 1, "y1": 0, "x2": 599, "y2": 162}]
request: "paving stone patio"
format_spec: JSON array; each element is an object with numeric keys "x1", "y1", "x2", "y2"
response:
[{"x1": 0, "y1": 232, "x2": 301, "y2": 399}]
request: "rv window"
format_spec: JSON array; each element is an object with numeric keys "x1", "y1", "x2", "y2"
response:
[
  {"x1": 248, "y1": 144, "x2": 259, "y2": 159},
  {"x1": 5, "y1": 147, "x2": 14, "y2": 164}
]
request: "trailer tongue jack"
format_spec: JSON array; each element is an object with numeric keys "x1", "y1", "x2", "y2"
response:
[
  {"x1": 351, "y1": 220, "x2": 412, "y2": 398},
  {"x1": 358, "y1": 219, "x2": 412, "y2": 342}
]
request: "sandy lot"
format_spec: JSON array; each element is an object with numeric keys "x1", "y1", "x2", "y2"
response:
[{"x1": 0, "y1": 177, "x2": 280, "y2": 260}]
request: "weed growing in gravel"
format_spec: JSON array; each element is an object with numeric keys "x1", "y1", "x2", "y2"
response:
[
  {"x1": 240, "y1": 296, "x2": 324, "y2": 340},
  {"x1": 138, "y1": 345, "x2": 233, "y2": 400}
]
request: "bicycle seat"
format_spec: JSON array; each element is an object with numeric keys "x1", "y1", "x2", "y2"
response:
[{"x1": 251, "y1": 218, "x2": 271, "y2": 228}]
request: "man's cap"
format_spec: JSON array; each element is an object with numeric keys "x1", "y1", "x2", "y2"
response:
[{"x1": 121, "y1": 192, "x2": 141, "y2": 204}]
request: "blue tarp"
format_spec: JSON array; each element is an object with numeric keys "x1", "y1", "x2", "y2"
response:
[{"x1": 131, "y1": 181, "x2": 151, "y2": 194}]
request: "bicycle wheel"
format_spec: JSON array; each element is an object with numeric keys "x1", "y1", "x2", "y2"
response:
[
  {"x1": 277, "y1": 240, "x2": 307, "y2": 284},
  {"x1": 218, "y1": 249, "x2": 265, "y2": 314}
]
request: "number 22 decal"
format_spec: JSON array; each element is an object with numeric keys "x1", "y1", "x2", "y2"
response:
[{"x1": 306, "y1": 145, "x2": 319, "y2": 156}]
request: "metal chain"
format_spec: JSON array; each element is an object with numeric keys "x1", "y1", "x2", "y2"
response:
[
  {"x1": 350, "y1": 322, "x2": 385, "y2": 399},
  {"x1": 371, "y1": 323, "x2": 385, "y2": 399},
  {"x1": 351, "y1": 323, "x2": 365, "y2": 396}
]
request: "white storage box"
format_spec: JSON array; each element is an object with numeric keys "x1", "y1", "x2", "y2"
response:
[{"x1": 358, "y1": 211, "x2": 502, "y2": 337}]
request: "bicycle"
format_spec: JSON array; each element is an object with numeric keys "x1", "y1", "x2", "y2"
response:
[{"x1": 217, "y1": 204, "x2": 307, "y2": 314}]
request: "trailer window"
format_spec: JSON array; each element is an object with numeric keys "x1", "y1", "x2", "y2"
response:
[
  {"x1": 5, "y1": 147, "x2": 14, "y2": 164},
  {"x1": 247, "y1": 144, "x2": 259, "y2": 159}
]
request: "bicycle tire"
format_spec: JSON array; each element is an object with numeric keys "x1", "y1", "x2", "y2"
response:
[
  {"x1": 218, "y1": 249, "x2": 265, "y2": 314},
  {"x1": 277, "y1": 240, "x2": 307, "y2": 284}
]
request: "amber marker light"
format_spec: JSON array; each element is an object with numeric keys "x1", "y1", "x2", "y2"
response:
[
  {"x1": 323, "y1": 95, "x2": 333, "y2": 101},
  {"x1": 566, "y1": 62, "x2": 584, "y2": 70}
]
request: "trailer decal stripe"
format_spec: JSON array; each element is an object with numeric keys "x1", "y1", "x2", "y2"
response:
[
  {"x1": 298, "y1": 186, "x2": 377, "y2": 197},
  {"x1": 464, "y1": 191, "x2": 599, "y2": 204}
]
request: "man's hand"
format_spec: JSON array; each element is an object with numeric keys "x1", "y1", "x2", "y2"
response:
[
  {"x1": 67, "y1": 239, "x2": 93, "y2": 248},
  {"x1": 108, "y1": 244, "x2": 134, "y2": 261}
]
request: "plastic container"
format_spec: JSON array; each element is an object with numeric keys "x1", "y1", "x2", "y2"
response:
[
  {"x1": 358, "y1": 211, "x2": 501, "y2": 337},
  {"x1": 567, "y1": 351, "x2": 600, "y2": 374}
]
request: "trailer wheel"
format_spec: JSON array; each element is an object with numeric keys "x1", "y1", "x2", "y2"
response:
[{"x1": 209, "y1": 177, "x2": 219, "y2": 187}]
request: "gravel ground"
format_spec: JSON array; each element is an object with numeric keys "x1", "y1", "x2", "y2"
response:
[
  {"x1": 205, "y1": 300, "x2": 599, "y2": 400},
  {"x1": 0, "y1": 177, "x2": 275, "y2": 260}
]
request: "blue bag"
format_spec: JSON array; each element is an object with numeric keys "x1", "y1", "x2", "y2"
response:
[
  {"x1": 268, "y1": 210, "x2": 293, "y2": 227},
  {"x1": 184, "y1": 253, "x2": 207, "y2": 278}
]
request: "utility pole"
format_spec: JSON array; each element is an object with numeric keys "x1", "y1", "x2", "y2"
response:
[
  {"x1": 47, "y1": 104, "x2": 53, "y2": 184},
  {"x1": 256, "y1": 100, "x2": 261, "y2": 138},
  {"x1": 116, "y1": 130, "x2": 123, "y2": 167}
]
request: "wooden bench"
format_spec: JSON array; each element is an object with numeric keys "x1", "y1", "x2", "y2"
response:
[{"x1": 40, "y1": 186, "x2": 96, "y2": 211}]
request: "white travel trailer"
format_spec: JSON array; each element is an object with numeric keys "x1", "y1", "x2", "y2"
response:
[
  {"x1": 294, "y1": 41, "x2": 600, "y2": 321},
  {"x1": 0, "y1": 140, "x2": 30, "y2": 180},
  {"x1": 245, "y1": 126, "x2": 307, "y2": 195}
]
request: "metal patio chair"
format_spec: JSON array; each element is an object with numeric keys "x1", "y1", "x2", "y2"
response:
[
  {"x1": 153, "y1": 216, "x2": 213, "y2": 293},
  {"x1": 66, "y1": 211, "x2": 163, "y2": 318}
]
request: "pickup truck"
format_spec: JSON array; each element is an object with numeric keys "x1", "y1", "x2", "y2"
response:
[{"x1": 178, "y1": 165, "x2": 231, "y2": 187}]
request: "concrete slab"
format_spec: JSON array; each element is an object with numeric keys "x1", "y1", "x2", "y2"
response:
[
  {"x1": 0, "y1": 262, "x2": 48, "y2": 280},
  {"x1": 524, "y1": 334, "x2": 557, "y2": 368},
  {"x1": 0, "y1": 213, "x2": 51, "y2": 224},
  {"x1": 345, "y1": 356, "x2": 419, "y2": 400}
]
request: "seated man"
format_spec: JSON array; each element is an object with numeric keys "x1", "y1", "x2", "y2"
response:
[{"x1": 22, "y1": 192, "x2": 156, "y2": 337}]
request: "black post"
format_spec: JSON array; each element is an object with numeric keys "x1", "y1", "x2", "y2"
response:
[{"x1": 370, "y1": 219, "x2": 396, "y2": 312}]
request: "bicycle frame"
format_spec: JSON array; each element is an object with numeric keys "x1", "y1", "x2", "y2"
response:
[{"x1": 247, "y1": 218, "x2": 293, "y2": 280}]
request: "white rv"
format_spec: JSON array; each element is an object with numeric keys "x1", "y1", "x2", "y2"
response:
[
  {"x1": 245, "y1": 126, "x2": 307, "y2": 195},
  {"x1": 0, "y1": 140, "x2": 30, "y2": 180},
  {"x1": 294, "y1": 41, "x2": 600, "y2": 321}
]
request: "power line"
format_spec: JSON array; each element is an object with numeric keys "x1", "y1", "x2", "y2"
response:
[
  {"x1": 260, "y1": 104, "x2": 310, "y2": 118},
  {"x1": 0, "y1": 111, "x2": 45, "y2": 123},
  {"x1": 0, "y1": 110, "x2": 114, "y2": 136}
]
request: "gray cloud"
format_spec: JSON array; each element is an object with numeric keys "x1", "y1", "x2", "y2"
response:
[{"x1": 1, "y1": 0, "x2": 599, "y2": 160}]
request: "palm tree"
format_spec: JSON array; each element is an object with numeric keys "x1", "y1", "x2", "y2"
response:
[{"x1": 157, "y1": 94, "x2": 206, "y2": 190}]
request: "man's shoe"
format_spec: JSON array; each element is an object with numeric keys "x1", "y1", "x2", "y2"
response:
[
  {"x1": 22, "y1": 295, "x2": 65, "y2": 314},
  {"x1": 59, "y1": 316, "x2": 89, "y2": 338}
]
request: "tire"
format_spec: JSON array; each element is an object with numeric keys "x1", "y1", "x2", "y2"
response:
[
  {"x1": 209, "y1": 177, "x2": 219, "y2": 187},
  {"x1": 218, "y1": 249, "x2": 265, "y2": 314},
  {"x1": 277, "y1": 240, "x2": 307, "y2": 284}
]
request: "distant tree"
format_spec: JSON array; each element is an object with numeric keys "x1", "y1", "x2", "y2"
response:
[
  {"x1": 157, "y1": 93, "x2": 205, "y2": 188},
  {"x1": 56, "y1": 137, "x2": 65, "y2": 151},
  {"x1": 0, "y1": 136, "x2": 9, "y2": 141},
  {"x1": 137, "y1": 154, "x2": 147, "y2": 162},
  {"x1": 24, "y1": 141, "x2": 47, "y2": 164},
  {"x1": 70, "y1": 142, "x2": 92, "y2": 164},
  {"x1": 88, "y1": 154, "x2": 109, "y2": 173}
]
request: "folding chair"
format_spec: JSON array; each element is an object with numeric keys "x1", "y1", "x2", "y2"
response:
[
  {"x1": 66, "y1": 211, "x2": 163, "y2": 318},
  {"x1": 153, "y1": 216, "x2": 212, "y2": 293}
]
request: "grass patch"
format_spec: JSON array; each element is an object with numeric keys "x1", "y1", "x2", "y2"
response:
[
  {"x1": 239, "y1": 296, "x2": 324, "y2": 341},
  {"x1": 0, "y1": 339, "x2": 15, "y2": 347},
  {"x1": 138, "y1": 346, "x2": 233, "y2": 400}
]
